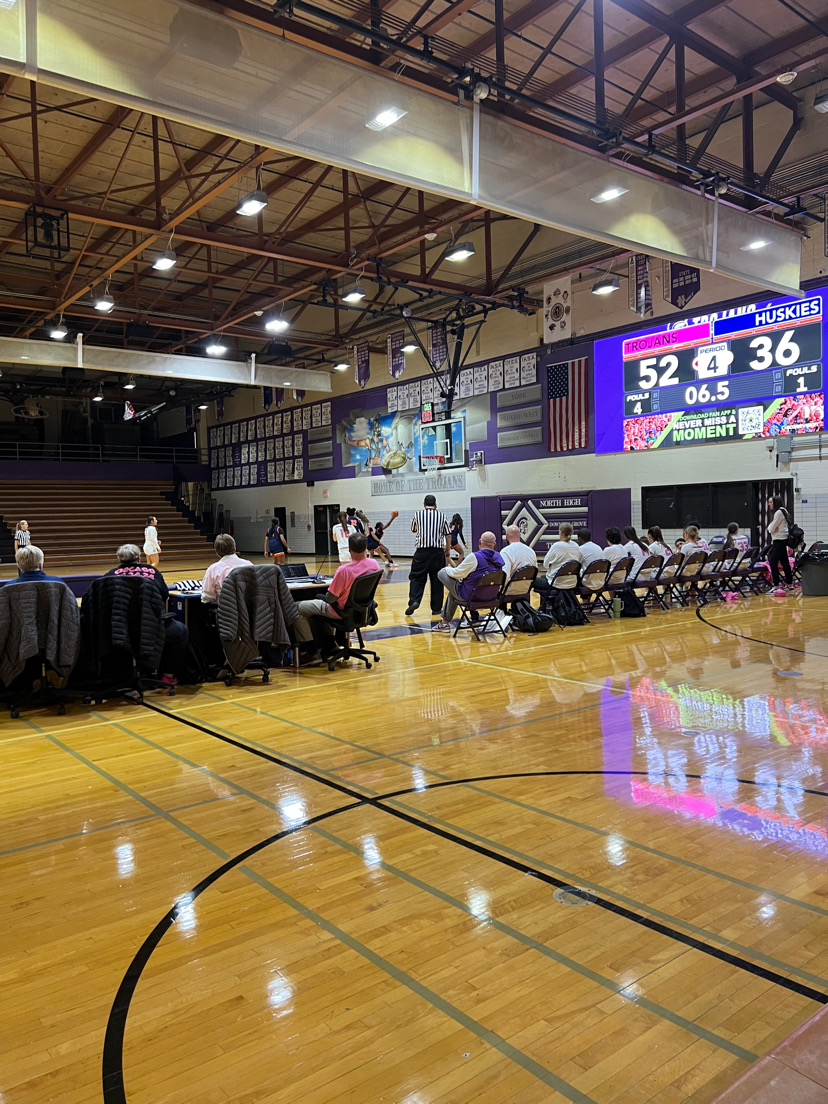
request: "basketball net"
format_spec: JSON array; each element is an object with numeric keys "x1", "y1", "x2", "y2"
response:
[{"x1": 423, "y1": 454, "x2": 445, "y2": 477}]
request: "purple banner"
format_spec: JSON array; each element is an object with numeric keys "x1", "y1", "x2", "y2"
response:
[
  {"x1": 215, "y1": 396, "x2": 224, "y2": 422},
  {"x1": 663, "y1": 260, "x2": 700, "y2": 309},
  {"x1": 274, "y1": 388, "x2": 285, "y2": 408},
  {"x1": 387, "y1": 331, "x2": 405, "y2": 379},
  {"x1": 428, "y1": 322, "x2": 448, "y2": 370},
  {"x1": 354, "y1": 342, "x2": 370, "y2": 389},
  {"x1": 262, "y1": 386, "x2": 273, "y2": 410},
  {"x1": 629, "y1": 254, "x2": 652, "y2": 317}
]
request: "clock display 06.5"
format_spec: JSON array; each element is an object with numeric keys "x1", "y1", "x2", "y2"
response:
[{"x1": 590, "y1": 291, "x2": 827, "y2": 453}]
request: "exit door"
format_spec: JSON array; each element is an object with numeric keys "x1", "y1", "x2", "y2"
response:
[{"x1": 314, "y1": 503, "x2": 340, "y2": 556}]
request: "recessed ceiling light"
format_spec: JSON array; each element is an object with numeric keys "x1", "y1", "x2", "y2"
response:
[
  {"x1": 152, "y1": 249, "x2": 177, "y2": 271},
  {"x1": 591, "y1": 186, "x2": 629, "y2": 203},
  {"x1": 741, "y1": 240, "x2": 769, "y2": 251},
  {"x1": 342, "y1": 282, "x2": 366, "y2": 303},
  {"x1": 283, "y1": 380, "x2": 291, "y2": 385},
  {"x1": 236, "y1": 189, "x2": 268, "y2": 216},
  {"x1": 444, "y1": 241, "x2": 475, "y2": 262},
  {"x1": 94, "y1": 293, "x2": 115, "y2": 313},
  {"x1": 205, "y1": 339, "x2": 227, "y2": 356},
  {"x1": 265, "y1": 314, "x2": 290, "y2": 334},
  {"x1": 366, "y1": 107, "x2": 407, "y2": 131},
  {"x1": 591, "y1": 276, "x2": 620, "y2": 295}
]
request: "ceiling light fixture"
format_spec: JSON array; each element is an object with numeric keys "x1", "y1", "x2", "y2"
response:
[
  {"x1": 92, "y1": 384, "x2": 103, "y2": 402},
  {"x1": 402, "y1": 341, "x2": 418, "y2": 353},
  {"x1": 444, "y1": 241, "x2": 475, "y2": 262},
  {"x1": 236, "y1": 189, "x2": 268, "y2": 216},
  {"x1": 342, "y1": 282, "x2": 366, "y2": 303},
  {"x1": 333, "y1": 360, "x2": 350, "y2": 372},
  {"x1": 741, "y1": 239, "x2": 769, "y2": 251},
  {"x1": 366, "y1": 107, "x2": 407, "y2": 131},
  {"x1": 205, "y1": 338, "x2": 227, "y2": 356},
  {"x1": 264, "y1": 313, "x2": 290, "y2": 334},
  {"x1": 776, "y1": 70, "x2": 797, "y2": 85},
  {"x1": 124, "y1": 375, "x2": 136, "y2": 390},
  {"x1": 50, "y1": 315, "x2": 68, "y2": 340},
  {"x1": 591, "y1": 186, "x2": 629, "y2": 203},
  {"x1": 94, "y1": 291, "x2": 115, "y2": 313},
  {"x1": 815, "y1": 91, "x2": 828, "y2": 114},
  {"x1": 591, "y1": 275, "x2": 621, "y2": 295},
  {"x1": 198, "y1": 403, "x2": 209, "y2": 410},
  {"x1": 152, "y1": 249, "x2": 177, "y2": 271}
]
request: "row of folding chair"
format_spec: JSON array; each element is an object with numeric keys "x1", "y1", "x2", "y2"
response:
[{"x1": 546, "y1": 545, "x2": 772, "y2": 619}]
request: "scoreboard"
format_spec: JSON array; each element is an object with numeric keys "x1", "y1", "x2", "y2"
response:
[{"x1": 594, "y1": 289, "x2": 826, "y2": 453}]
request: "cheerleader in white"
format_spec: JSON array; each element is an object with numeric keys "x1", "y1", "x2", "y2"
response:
[{"x1": 143, "y1": 515, "x2": 161, "y2": 567}]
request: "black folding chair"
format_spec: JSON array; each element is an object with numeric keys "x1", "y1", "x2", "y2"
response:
[
  {"x1": 600, "y1": 556, "x2": 634, "y2": 614},
  {"x1": 577, "y1": 559, "x2": 610, "y2": 614},
  {"x1": 631, "y1": 555, "x2": 667, "y2": 610},
  {"x1": 666, "y1": 550, "x2": 707, "y2": 606},
  {"x1": 734, "y1": 546, "x2": 769, "y2": 594},
  {"x1": 539, "y1": 560, "x2": 581, "y2": 612},
  {"x1": 696, "y1": 550, "x2": 726, "y2": 604},
  {"x1": 454, "y1": 569, "x2": 507, "y2": 639},
  {"x1": 500, "y1": 565, "x2": 538, "y2": 630}
]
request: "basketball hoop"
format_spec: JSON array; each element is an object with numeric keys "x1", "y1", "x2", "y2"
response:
[{"x1": 422, "y1": 454, "x2": 445, "y2": 476}]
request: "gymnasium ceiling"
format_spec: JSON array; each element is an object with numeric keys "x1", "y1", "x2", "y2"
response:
[{"x1": 0, "y1": 0, "x2": 826, "y2": 408}]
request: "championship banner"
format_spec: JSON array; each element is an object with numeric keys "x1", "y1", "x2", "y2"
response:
[
  {"x1": 624, "y1": 394, "x2": 824, "y2": 451},
  {"x1": 215, "y1": 396, "x2": 224, "y2": 422},
  {"x1": 354, "y1": 342, "x2": 370, "y2": 389},
  {"x1": 273, "y1": 389, "x2": 284, "y2": 409},
  {"x1": 629, "y1": 254, "x2": 653, "y2": 317},
  {"x1": 541, "y1": 275, "x2": 572, "y2": 341},
  {"x1": 387, "y1": 331, "x2": 405, "y2": 379},
  {"x1": 428, "y1": 323, "x2": 448, "y2": 370},
  {"x1": 663, "y1": 260, "x2": 700, "y2": 309},
  {"x1": 262, "y1": 386, "x2": 273, "y2": 410}
]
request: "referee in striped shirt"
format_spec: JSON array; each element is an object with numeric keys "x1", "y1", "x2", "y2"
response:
[{"x1": 406, "y1": 495, "x2": 452, "y2": 616}]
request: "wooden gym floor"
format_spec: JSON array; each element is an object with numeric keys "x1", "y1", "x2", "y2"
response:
[{"x1": 3, "y1": 556, "x2": 828, "y2": 1104}]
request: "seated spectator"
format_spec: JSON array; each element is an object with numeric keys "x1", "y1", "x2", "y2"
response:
[
  {"x1": 293, "y1": 533, "x2": 381, "y2": 662},
  {"x1": 5, "y1": 546, "x2": 62, "y2": 584},
  {"x1": 500, "y1": 524, "x2": 537, "y2": 578},
  {"x1": 106, "y1": 544, "x2": 168, "y2": 602},
  {"x1": 603, "y1": 526, "x2": 627, "y2": 567},
  {"x1": 623, "y1": 525, "x2": 650, "y2": 576},
  {"x1": 674, "y1": 538, "x2": 685, "y2": 552},
  {"x1": 104, "y1": 543, "x2": 190, "y2": 683},
  {"x1": 434, "y1": 531, "x2": 505, "y2": 631},
  {"x1": 680, "y1": 525, "x2": 709, "y2": 556},
  {"x1": 536, "y1": 523, "x2": 581, "y2": 594},
  {"x1": 646, "y1": 526, "x2": 672, "y2": 561},
  {"x1": 576, "y1": 528, "x2": 604, "y2": 569},
  {"x1": 201, "y1": 534, "x2": 253, "y2": 603},
  {"x1": 724, "y1": 521, "x2": 750, "y2": 554}
]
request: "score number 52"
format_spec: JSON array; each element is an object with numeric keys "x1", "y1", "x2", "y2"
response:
[{"x1": 637, "y1": 329, "x2": 804, "y2": 389}]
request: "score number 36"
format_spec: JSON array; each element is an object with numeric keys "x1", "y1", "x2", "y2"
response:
[{"x1": 637, "y1": 329, "x2": 802, "y2": 389}]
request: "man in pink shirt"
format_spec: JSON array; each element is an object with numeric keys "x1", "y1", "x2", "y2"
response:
[
  {"x1": 293, "y1": 532, "x2": 381, "y2": 662},
  {"x1": 201, "y1": 534, "x2": 254, "y2": 603}
]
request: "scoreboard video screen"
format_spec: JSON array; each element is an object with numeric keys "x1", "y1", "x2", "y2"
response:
[{"x1": 593, "y1": 288, "x2": 826, "y2": 453}]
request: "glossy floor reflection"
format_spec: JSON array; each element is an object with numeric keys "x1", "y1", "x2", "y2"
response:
[{"x1": 2, "y1": 570, "x2": 828, "y2": 1104}]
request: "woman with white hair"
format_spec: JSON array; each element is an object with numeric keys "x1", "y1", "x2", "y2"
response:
[
  {"x1": 6, "y1": 546, "x2": 62, "y2": 584},
  {"x1": 202, "y1": 534, "x2": 253, "y2": 603}
]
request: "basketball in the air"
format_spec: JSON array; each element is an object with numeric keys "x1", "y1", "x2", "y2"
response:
[{"x1": 390, "y1": 509, "x2": 399, "y2": 518}]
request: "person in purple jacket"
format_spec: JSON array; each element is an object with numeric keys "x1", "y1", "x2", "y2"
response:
[{"x1": 432, "y1": 531, "x2": 504, "y2": 632}]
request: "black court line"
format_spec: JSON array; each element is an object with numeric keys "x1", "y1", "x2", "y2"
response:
[
  {"x1": 696, "y1": 604, "x2": 828, "y2": 658},
  {"x1": 101, "y1": 703, "x2": 828, "y2": 1103}
]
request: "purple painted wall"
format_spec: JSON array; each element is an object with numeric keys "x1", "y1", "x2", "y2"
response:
[
  {"x1": 0, "y1": 461, "x2": 209, "y2": 482},
  {"x1": 471, "y1": 489, "x2": 631, "y2": 554}
]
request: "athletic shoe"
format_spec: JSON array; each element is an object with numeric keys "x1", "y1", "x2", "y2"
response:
[
  {"x1": 161, "y1": 674, "x2": 178, "y2": 686},
  {"x1": 405, "y1": 604, "x2": 417, "y2": 616},
  {"x1": 433, "y1": 620, "x2": 452, "y2": 632},
  {"x1": 300, "y1": 651, "x2": 323, "y2": 667}
]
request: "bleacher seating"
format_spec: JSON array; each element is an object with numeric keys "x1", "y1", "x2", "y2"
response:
[{"x1": 0, "y1": 481, "x2": 213, "y2": 568}]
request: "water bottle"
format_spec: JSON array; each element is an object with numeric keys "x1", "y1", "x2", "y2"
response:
[{"x1": 613, "y1": 596, "x2": 622, "y2": 618}]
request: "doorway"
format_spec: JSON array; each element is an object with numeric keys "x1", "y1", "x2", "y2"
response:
[
  {"x1": 751, "y1": 478, "x2": 794, "y2": 548},
  {"x1": 314, "y1": 503, "x2": 340, "y2": 557}
]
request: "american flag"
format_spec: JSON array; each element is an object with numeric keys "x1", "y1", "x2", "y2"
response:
[{"x1": 548, "y1": 359, "x2": 589, "y2": 452}]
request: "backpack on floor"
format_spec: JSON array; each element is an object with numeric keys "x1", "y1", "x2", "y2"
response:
[
  {"x1": 548, "y1": 588, "x2": 589, "y2": 627},
  {"x1": 512, "y1": 602, "x2": 556, "y2": 634},
  {"x1": 617, "y1": 585, "x2": 647, "y2": 618}
]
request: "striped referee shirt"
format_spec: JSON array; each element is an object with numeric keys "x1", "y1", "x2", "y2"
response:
[
  {"x1": 14, "y1": 529, "x2": 30, "y2": 548},
  {"x1": 410, "y1": 508, "x2": 450, "y2": 549}
]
